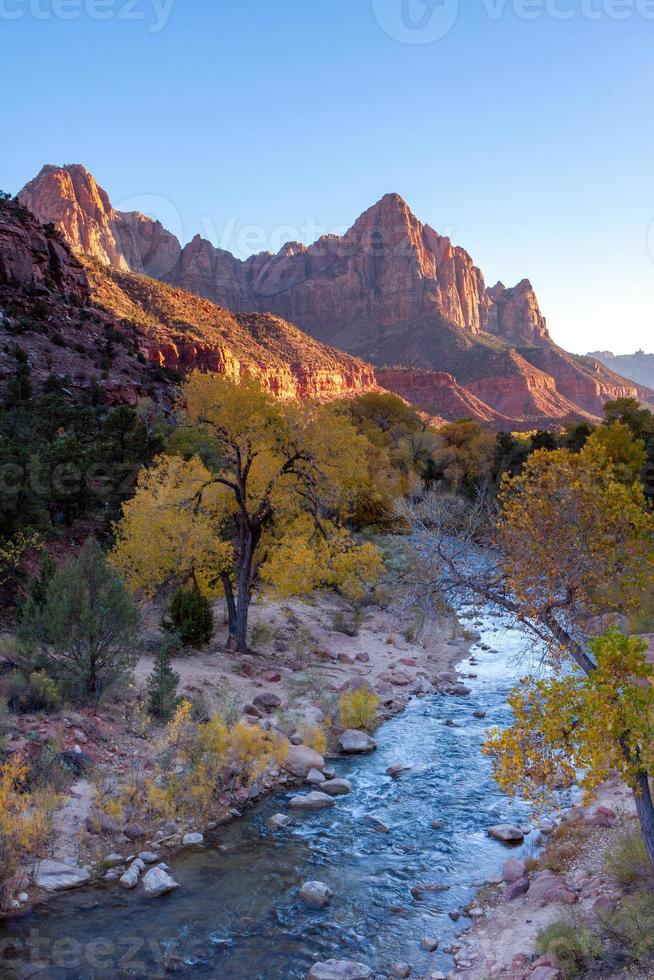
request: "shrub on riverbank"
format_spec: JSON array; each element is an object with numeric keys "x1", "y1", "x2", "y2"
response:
[
  {"x1": 536, "y1": 920, "x2": 602, "y2": 978},
  {"x1": 339, "y1": 689, "x2": 379, "y2": 732},
  {"x1": 599, "y1": 891, "x2": 654, "y2": 964},
  {"x1": 0, "y1": 755, "x2": 57, "y2": 908},
  {"x1": 101, "y1": 700, "x2": 289, "y2": 831},
  {"x1": 604, "y1": 827, "x2": 653, "y2": 887},
  {"x1": 17, "y1": 539, "x2": 140, "y2": 703}
]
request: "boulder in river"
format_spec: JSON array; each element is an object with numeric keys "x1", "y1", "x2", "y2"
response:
[
  {"x1": 284, "y1": 744, "x2": 325, "y2": 778},
  {"x1": 365, "y1": 814, "x2": 390, "y2": 833},
  {"x1": 321, "y1": 778, "x2": 353, "y2": 796},
  {"x1": 182, "y1": 832, "x2": 204, "y2": 848},
  {"x1": 299, "y1": 880, "x2": 334, "y2": 908},
  {"x1": 386, "y1": 763, "x2": 412, "y2": 777},
  {"x1": 411, "y1": 882, "x2": 450, "y2": 898},
  {"x1": 35, "y1": 860, "x2": 90, "y2": 893},
  {"x1": 119, "y1": 859, "x2": 144, "y2": 889},
  {"x1": 488, "y1": 824, "x2": 525, "y2": 843},
  {"x1": 306, "y1": 960, "x2": 373, "y2": 980},
  {"x1": 138, "y1": 851, "x2": 159, "y2": 864},
  {"x1": 448, "y1": 684, "x2": 471, "y2": 696},
  {"x1": 306, "y1": 767, "x2": 326, "y2": 784},
  {"x1": 142, "y1": 865, "x2": 179, "y2": 898},
  {"x1": 388, "y1": 965, "x2": 411, "y2": 979},
  {"x1": 338, "y1": 729, "x2": 376, "y2": 754},
  {"x1": 268, "y1": 813, "x2": 292, "y2": 830},
  {"x1": 288, "y1": 791, "x2": 335, "y2": 810}
]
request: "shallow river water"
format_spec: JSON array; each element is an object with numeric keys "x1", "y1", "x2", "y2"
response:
[{"x1": 0, "y1": 608, "x2": 540, "y2": 980}]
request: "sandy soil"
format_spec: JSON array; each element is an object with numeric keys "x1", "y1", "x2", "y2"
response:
[{"x1": 134, "y1": 589, "x2": 473, "y2": 735}]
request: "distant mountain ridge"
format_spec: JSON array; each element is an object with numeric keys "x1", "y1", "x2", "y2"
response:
[
  {"x1": 588, "y1": 350, "x2": 654, "y2": 390},
  {"x1": 17, "y1": 164, "x2": 654, "y2": 426}
]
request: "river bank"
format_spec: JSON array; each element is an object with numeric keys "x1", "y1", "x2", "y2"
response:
[
  {"x1": 1, "y1": 587, "x2": 475, "y2": 919},
  {"x1": 0, "y1": 599, "x2": 545, "y2": 980}
]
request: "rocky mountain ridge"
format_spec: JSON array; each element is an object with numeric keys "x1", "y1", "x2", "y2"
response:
[
  {"x1": 20, "y1": 166, "x2": 550, "y2": 349},
  {"x1": 588, "y1": 349, "x2": 654, "y2": 390},
  {"x1": 0, "y1": 197, "x2": 378, "y2": 405},
  {"x1": 16, "y1": 164, "x2": 654, "y2": 425}
]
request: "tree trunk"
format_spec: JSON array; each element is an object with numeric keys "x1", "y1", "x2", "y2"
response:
[
  {"x1": 233, "y1": 523, "x2": 257, "y2": 654},
  {"x1": 633, "y1": 771, "x2": 654, "y2": 867},
  {"x1": 221, "y1": 572, "x2": 238, "y2": 645}
]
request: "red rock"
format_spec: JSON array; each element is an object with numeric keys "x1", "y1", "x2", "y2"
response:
[
  {"x1": 390, "y1": 672, "x2": 412, "y2": 687},
  {"x1": 337, "y1": 653, "x2": 355, "y2": 665},
  {"x1": 505, "y1": 876, "x2": 529, "y2": 901},
  {"x1": 502, "y1": 858, "x2": 527, "y2": 883},
  {"x1": 18, "y1": 166, "x2": 654, "y2": 429},
  {"x1": 585, "y1": 805, "x2": 616, "y2": 828},
  {"x1": 529, "y1": 872, "x2": 576, "y2": 907},
  {"x1": 264, "y1": 671, "x2": 282, "y2": 683},
  {"x1": 355, "y1": 652, "x2": 370, "y2": 663},
  {"x1": 398, "y1": 658, "x2": 418, "y2": 667}
]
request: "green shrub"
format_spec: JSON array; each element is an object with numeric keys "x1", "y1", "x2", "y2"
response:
[
  {"x1": 599, "y1": 891, "x2": 654, "y2": 962},
  {"x1": 147, "y1": 643, "x2": 180, "y2": 720},
  {"x1": 250, "y1": 620, "x2": 274, "y2": 649},
  {"x1": 331, "y1": 610, "x2": 358, "y2": 636},
  {"x1": 6, "y1": 670, "x2": 62, "y2": 713},
  {"x1": 537, "y1": 920, "x2": 602, "y2": 978},
  {"x1": 27, "y1": 740, "x2": 77, "y2": 792},
  {"x1": 168, "y1": 587, "x2": 213, "y2": 646},
  {"x1": 17, "y1": 538, "x2": 140, "y2": 703},
  {"x1": 604, "y1": 828, "x2": 652, "y2": 887}
]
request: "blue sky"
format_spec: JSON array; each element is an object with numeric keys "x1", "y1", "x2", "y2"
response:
[{"x1": 3, "y1": 0, "x2": 654, "y2": 353}]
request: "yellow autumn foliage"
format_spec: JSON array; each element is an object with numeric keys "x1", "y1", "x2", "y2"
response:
[
  {"x1": 297, "y1": 721, "x2": 328, "y2": 755},
  {"x1": 339, "y1": 689, "x2": 379, "y2": 732},
  {"x1": 497, "y1": 441, "x2": 654, "y2": 632},
  {"x1": 111, "y1": 375, "x2": 384, "y2": 649},
  {"x1": 110, "y1": 454, "x2": 232, "y2": 597},
  {"x1": 0, "y1": 755, "x2": 57, "y2": 906},
  {"x1": 259, "y1": 515, "x2": 383, "y2": 600},
  {"x1": 484, "y1": 630, "x2": 654, "y2": 810},
  {"x1": 142, "y1": 700, "x2": 288, "y2": 829}
]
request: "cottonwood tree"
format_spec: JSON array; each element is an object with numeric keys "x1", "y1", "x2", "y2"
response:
[
  {"x1": 400, "y1": 438, "x2": 654, "y2": 864},
  {"x1": 111, "y1": 374, "x2": 383, "y2": 653}
]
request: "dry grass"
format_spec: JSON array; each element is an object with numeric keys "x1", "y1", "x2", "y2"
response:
[{"x1": 534, "y1": 819, "x2": 591, "y2": 874}]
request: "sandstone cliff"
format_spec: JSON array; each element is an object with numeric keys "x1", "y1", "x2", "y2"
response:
[
  {"x1": 0, "y1": 196, "x2": 378, "y2": 406},
  {"x1": 19, "y1": 165, "x2": 181, "y2": 278},
  {"x1": 19, "y1": 167, "x2": 551, "y2": 348},
  {"x1": 18, "y1": 164, "x2": 654, "y2": 427}
]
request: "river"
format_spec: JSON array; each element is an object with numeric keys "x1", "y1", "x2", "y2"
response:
[{"x1": 0, "y1": 605, "x2": 541, "y2": 980}]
